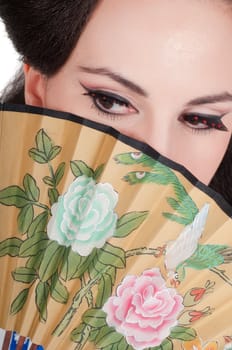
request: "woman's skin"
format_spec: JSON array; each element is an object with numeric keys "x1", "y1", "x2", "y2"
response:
[{"x1": 24, "y1": 0, "x2": 232, "y2": 184}]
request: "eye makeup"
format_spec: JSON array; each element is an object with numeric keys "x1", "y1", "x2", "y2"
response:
[
  {"x1": 83, "y1": 89, "x2": 131, "y2": 107},
  {"x1": 180, "y1": 112, "x2": 228, "y2": 131},
  {"x1": 81, "y1": 84, "x2": 138, "y2": 117},
  {"x1": 81, "y1": 83, "x2": 229, "y2": 133}
]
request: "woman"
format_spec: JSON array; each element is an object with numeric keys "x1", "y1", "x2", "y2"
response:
[
  {"x1": 1, "y1": 0, "x2": 232, "y2": 203},
  {"x1": 1, "y1": 2, "x2": 232, "y2": 349}
]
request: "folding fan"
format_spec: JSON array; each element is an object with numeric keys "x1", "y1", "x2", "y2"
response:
[{"x1": 0, "y1": 104, "x2": 232, "y2": 350}]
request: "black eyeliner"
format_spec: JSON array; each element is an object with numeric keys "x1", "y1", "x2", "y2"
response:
[
  {"x1": 80, "y1": 83, "x2": 131, "y2": 106},
  {"x1": 181, "y1": 112, "x2": 228, "y2": 131}
]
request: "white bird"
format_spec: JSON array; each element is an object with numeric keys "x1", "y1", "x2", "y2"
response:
[{"x1": 165, "y1": 203, "x2": 210, "y2": 283}]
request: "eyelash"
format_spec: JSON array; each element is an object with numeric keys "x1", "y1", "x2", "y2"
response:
[
  {"x1": 82, "y1": 86, "x2": 228, "y2": 132},
  {"x1": 82, "y1": 87, "x2": 137, "y2": 120}
]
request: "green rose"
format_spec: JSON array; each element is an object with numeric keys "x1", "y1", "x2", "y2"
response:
[{"x1": 47, "y1": 175, "x2": 118, "y2": 256}]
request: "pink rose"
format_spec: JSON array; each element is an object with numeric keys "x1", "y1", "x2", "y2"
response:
[{"x1": 103, "y1": 268, "x2": 184, "y2": 350}]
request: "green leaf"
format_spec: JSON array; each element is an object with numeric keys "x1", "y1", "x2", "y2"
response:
[
  {"x1": 17, "y1": 205, "x2": 34, "y2": 234},
  {"x1": 49, "y1": 146, "x2": 62, "y2": 161},
  {"x1": 106, "y1": 266, "x2": 116, "y2": 285},
  {"x1": 88, "y1": 257, "x2": 104, "y2": 279},
  {"x1": 29, "y1": 148, "x2": 48, "y2": 164},
  {"x1": 117, "y1": 337, "x2": 134, "y2": 350},
  {"x1": 19, "y1": 234, "x2": 48, "y2": 257},
  {"x1": 43, "y1": 176, "x2": 55, "y2": 187},
  {"x1": 36, "y1": 129, "x2": 53, "y2": 158},
  {"x1": 83, "y1": 308, "x2": 107, "y2": 328},
  {"x1": 94, "y1": 164, "x2": 105, "y2": 180},
  {"x1": 71, "y1": 323, "x2": 86, "y2": 343},
  {"x1": 95, "y1": 326, "x2": 123, "y2": 348},
  {"x1": 70, "y1": 160, "x2": 94, "y2": 178},
  {"x1": 23, "y1": 174, "x2": 40, "y2": 201},
  {"x1": 0, "y1": 186, "x2": 29, "y2": 208},
  {"x1": 50, "y1": 274, "x2": 69, "y2": 304},
  {"x1": 59, "y1": 248, "x2": 70, "y2": 280},
  {"x1": 55, "y1": 162, "x2": 65, "y2": 186},
  {"x1": 71, "y1": 250, "x2": 97, "y2": 279},
  {"x1": 0, "y1": 238, "x2": 22, "y2": 257},
  {"x1": 35, "y1": 281, "x2": 49, "y2": 322},
  {"x1": 38, "y1": 241, "x2": 65, "y2": 282},
  {"x1": 151, "y1": 338, "x2": 173, "y2": 350},
  {"x1": 96, "y1": 274, "x2": 113, "y2": 308},
  {"x1": 102, "y1": 345, "x2": 118, "y2": 350},
  {"x1": 114, "y1": 211, "x2": 148, "y2": 238},
  {"x1": 48, "y1": 188, "x2": 59, "y2": 206},
  {"x1": 169, "y1": 326, "x2": 197, "y2": 341},
  {"x1": 162, "y1": 213, "x2": 191, "y2": 226},
  {"x1": 97, "y1": 243, "x2": 126, "y2": 269},
  {"x1": 12, "y1": 267, "x2": 37, "y2": 284},
  {"x1": 28, "y1": 211, "x2": 49, "y2": 238},
  {"x1": 89, "y1": 328, "x2": 99, "y2": 342},
  {"x1": 114, "y1": 344, "x2": 121, "y2": 350},
  {"x1": 88, "y1": 256, "x2": 116, "y2": 284},
  {"x1": 60, "y1": 248, "x2": 82, "y2": 281},
  {"x1": 26, "y1": 253, "x2": 44, "y2": 270},
  {"x1": 10, "y1": 288, "x2": 29, "y2": 315}
]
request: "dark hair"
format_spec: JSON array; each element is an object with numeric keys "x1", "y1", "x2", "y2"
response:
[
  {"x1": 0, "y1": 0, "x2": 100, "y2": 103},
  {"x1": 209, "y1": 137, "x2": 232, "y2": 205},
  {"x1": 0, "y1": 0, "x2": 232, "y2": 206}
]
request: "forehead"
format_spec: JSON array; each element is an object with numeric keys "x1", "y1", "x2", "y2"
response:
[{"x1": 73, "y1": 0, "x2": 232, "y2": 96}]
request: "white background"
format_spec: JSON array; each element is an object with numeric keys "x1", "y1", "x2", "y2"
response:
[{"x1": 0, "y1": 20, "x2": 20, "y2": 95}]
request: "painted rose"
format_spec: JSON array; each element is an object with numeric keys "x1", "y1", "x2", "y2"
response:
[
  {"x1": 103, "y1": 268, "x2": 184, "y2": 350},
  {"x1": 47, "y1": 175, "x2": 118, "y2": 256}
]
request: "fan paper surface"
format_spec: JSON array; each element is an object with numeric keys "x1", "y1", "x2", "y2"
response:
[{"x1": 0, "y1": 104, "x2": 232, "y2": 350}]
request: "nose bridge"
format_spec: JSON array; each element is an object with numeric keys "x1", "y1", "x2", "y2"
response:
[{"x1": 142, "y1": 115, "x2": 173, "y2": 158}]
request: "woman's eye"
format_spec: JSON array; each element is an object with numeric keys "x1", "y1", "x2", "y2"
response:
[
  {"x1": 181, "y1": 113, "x2": 228, "y2": 132},
  {"x1": 82, "y1": 88, "x2": 137, "y2": 116}
]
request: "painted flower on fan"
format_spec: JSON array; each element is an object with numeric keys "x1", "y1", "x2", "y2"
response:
[
  {"x1": 103, "y1": 268, "x2": 184, "y2": 350},
  {"x1": 47, "y1": 175, "x2": 118, "y2": 256},
  {"x1": 182, "y1": 337, "x2": 219, "y2": 350}
]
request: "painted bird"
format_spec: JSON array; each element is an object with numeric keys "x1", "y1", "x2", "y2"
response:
[
  {"x1": 115, "y1": 151, "x2": 198, "y2": 225},
  {"x1": 165, "y1": 204, "x2": 232, "y2": 285},
  {"x1": 115, "y1": 152, "x2": 232, "y2": 285}
]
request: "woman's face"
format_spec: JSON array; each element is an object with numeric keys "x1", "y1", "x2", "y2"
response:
[{"x1": 25, "y1": 0, "x2": 232, "y2": 184}]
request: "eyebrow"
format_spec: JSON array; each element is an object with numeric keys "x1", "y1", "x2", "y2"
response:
[
  {"x1": 186, "y1": 92, "x2": 232, "y2": 106},
  {"x1": 79, "y1": 67, "x2": 232, "y2": 106},
  {"x1": 79, "y1": 66, "x2": 148, "y2": 97}
]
